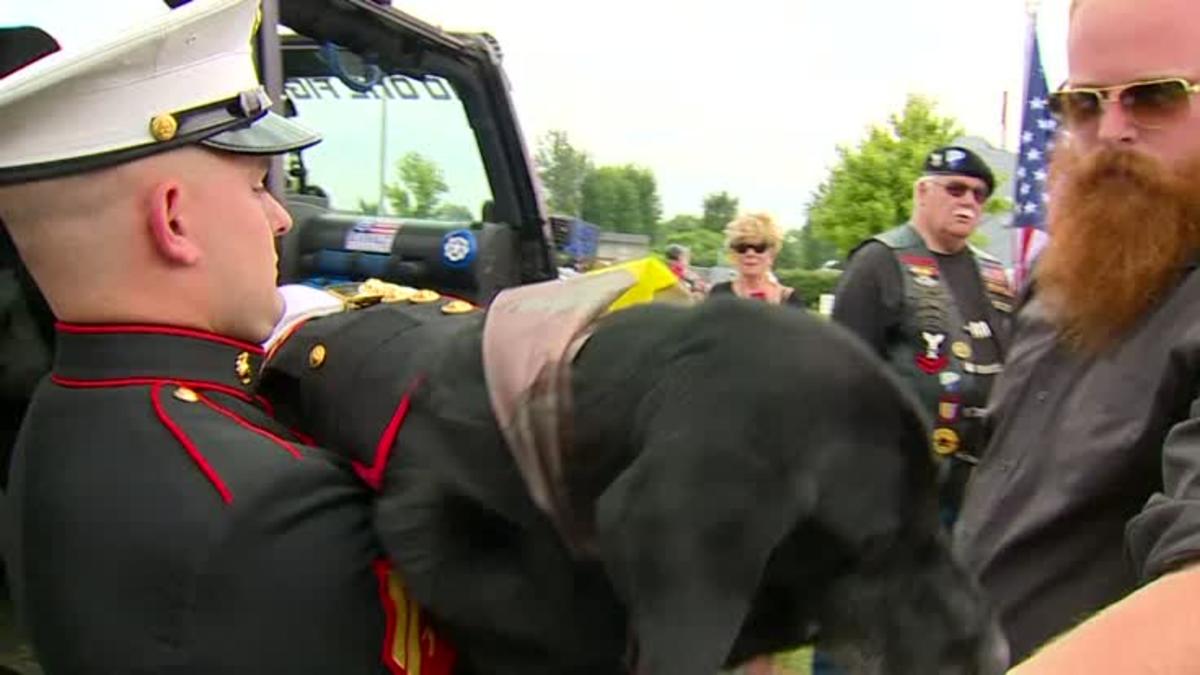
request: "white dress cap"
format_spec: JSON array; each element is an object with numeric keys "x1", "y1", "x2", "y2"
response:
[{"x1": 0, "y1": 0, "x2": 320, "y2": 185}]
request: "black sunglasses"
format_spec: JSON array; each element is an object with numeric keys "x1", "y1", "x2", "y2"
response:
[
  {"x1": 731, "y1": 242, "x2": 770, "y2": 254},
  {"x1": 935, "y1": 180, "x2": 989, "y2": 204},
  {"x1": 1048, "y1": 78, "x2": 1200, "y2": 130}
]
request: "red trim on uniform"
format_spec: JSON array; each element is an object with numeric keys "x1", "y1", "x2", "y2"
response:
[
  {"x1": 197, "y1": 394, "x2": 301, "y2": 460},
  {"x1": 264, "y1": 318, "x2": 311, "y2": 362},
  {"x1": 51, "y1": 374, "x2": 269, "y2": 407},
  {"x1": 353, "y1": 378, "x2": 423, "y2": 492},
  {"x1": 289, "y1": 427, "x2": 318, "y2": 446},
  {"x1": 373, "y1": 559, "x2": 405, "y2": 675},
  {"x1": 55, "y1": 322, "x2": 265, "y2": 354},
  {"x1": 150, "y1": 382, "x2": 233, "y2": 504}
]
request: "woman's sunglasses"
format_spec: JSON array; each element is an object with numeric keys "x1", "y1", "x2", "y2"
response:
[
  {"x1": 731, "y1": 242, "x2": 770, "y2": 254},
  {"x1": 1048, "y1": 77, "x2": 1200, "y2": 130},
  {"x1": 934, "y1": 180, "x2": 989, "y2": 205}
]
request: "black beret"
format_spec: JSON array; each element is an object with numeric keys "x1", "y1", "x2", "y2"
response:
[{"x1": 923, "y1": 146, "x2": 995, "y2": 197}]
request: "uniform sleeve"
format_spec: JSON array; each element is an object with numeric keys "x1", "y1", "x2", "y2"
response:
[
  {"x1": 1126, "y1": 396, "x2": 1200, "y2": 582},
  {"x1": 831, "y1": 241, "x2": 903, "y2": 357}
]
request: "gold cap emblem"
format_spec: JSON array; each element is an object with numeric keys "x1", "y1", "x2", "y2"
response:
[
  {"x1": 173, "y1": 386, "x2": 200, "y2": 403},
  {"x1": 441, "y1": 300, "x2": 475, "y2": 315},
  {"x1": 932, "y1": 428, "x2": 960, "y2": 456},
  {"x1": 234, "y1": 352, "x2": 253, "y2": 386},
  {"x1": 149, "y1": 114, "x2": 179, "y2": 142},
  {"x1": 411, "y1": 289, "x2": 441, "y2": 304},
  {"x1": 308, "y1": 344, "x2": 327, "y2": 369}
]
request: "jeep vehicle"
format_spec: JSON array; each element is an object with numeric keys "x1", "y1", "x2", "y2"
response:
[{"x1": 268, "y1": 0, "x2": 555, "y2": 302}]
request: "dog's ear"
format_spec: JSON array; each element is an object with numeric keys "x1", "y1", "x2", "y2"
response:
[{"x1": 594, "y1": 425, "x2": 818, "y2": 675}]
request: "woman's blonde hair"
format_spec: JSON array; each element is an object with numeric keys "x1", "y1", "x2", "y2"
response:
[{"x1": 724, "y1": 212, "x2": 784, "y2": 252}]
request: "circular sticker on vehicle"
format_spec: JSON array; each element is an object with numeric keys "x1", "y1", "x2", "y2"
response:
[{"x1": 441, "y1": 229, "x2": 477, "y2": 269}]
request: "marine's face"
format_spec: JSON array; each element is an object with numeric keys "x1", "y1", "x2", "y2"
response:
[
  {"x1": 1065, "y1": 0, "x2": 1200, "y2": 168},
  {"x1": 185, "y1": 151, "x2": 292, "y2": 342}
]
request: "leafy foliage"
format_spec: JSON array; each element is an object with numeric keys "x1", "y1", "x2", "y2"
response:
[
  {"x1": 701, "y1": 191, "x2": 739, "y2": 233},
  {"x1": 807, "y1": 95, "x2": 962, "y2": 257},
  {"x1": 775, "y1": 269, "x2": 843, "y2": 308},
  {"x1": 534, "y1": 130, "x2": 593, "y2": 217},
  {"x1": 580, "y1": 164, "x2": 662, "y2": 239},
  {"x1": 659, "y1": 228, "x2": 725, "y2": 268},
  {"x1": 382, "y1": 152, "x2": 471, "y2": 220}
]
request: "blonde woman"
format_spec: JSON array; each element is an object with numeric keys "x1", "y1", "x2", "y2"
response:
[{"x1": 708, "y1": 212, "x2": 804, "y2": 308}]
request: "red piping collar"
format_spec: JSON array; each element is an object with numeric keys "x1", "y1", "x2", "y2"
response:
[{"x1": 55, "y1": 322, "x2": 264, "y2": 355}]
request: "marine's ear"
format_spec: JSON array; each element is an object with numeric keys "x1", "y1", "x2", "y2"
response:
[
  {"x1": 145, "y1": 179, "x2": 202, "y2": 266},
  {"x1": 594, "y1": 424, "x2": 818, "y2": 675}
]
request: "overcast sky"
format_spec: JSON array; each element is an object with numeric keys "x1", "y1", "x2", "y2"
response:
[{"x1": 394, "y1": 0, "x2": 1072, "y2": 228}]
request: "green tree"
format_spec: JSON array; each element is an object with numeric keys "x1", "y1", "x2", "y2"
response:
[
  {"x1": 385, "y1": 151, "x2": 449, "y2": 218},
  {"x1": 773, "y1": 229, "x2": 806, "y2": 270},
  {"x1": 661, "y1": 214, "x2": 703, "y2": 234},
  {"x1": 701, "y1": 191, "x2": 739, "y2": 233},
  {"x1": 435, "y1": 203, "x2": 475, "y2": 221},
  {"x1": 661, "y1": 228, "x2": 725, "y2": 268},
  {"x1": 535, "y1": 130, "x2": 594, "y2": 217},
  {"x1": 807, "y1": 95, "x2": 962, "y2": 256},
  {"x1": 580, "y1": 164, "x2": 662, "y2": 238}
]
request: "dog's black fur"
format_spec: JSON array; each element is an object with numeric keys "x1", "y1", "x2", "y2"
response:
[{"x1": 260, "y1": 297, "x2": 1005, "y2": 675}]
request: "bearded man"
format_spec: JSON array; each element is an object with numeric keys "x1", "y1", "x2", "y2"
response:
[{"x1": 953, "y1": 0, "x2": 1200, "y2": 670}]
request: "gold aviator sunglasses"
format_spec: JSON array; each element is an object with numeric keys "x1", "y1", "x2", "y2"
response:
[{"x1": 1048, "y1": 77, "x2": 1200, "y2": 130}]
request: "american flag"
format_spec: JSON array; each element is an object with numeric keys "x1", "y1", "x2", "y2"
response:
[{"x1": 1012, "y1": 21, "x2": 1054, "y2": 286}]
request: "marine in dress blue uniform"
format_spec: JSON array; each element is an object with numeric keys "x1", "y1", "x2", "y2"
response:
[{"x1": 0, "y1": 1, "x2": 450, "y2": 671}]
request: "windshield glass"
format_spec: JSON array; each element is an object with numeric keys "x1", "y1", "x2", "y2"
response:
[{"x1": 282, "y1": 48, "x2": 492, "y2": 224}]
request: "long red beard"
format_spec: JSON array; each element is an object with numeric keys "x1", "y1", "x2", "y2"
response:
[{"x1": 1036, "y1": 144, "x2": 1200, "y2": 353}]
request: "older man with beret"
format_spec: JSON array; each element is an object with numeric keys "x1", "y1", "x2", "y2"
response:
[{"x1": 833, "y1": 146, "x2": 1014, "y2": 525}]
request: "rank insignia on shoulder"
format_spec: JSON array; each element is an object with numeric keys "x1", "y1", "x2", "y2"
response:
[
  {"x1": 441, "y1": 300, "x2": 475, "y2": 315},
  {"x1": 932, "y1": 428, "x2": 960, "y2": 456},
  {"x1": 358, "y1": 278, "x2": 417, "y2": 304},
  {"x1": 411, "y1": 289, "x2": 441, "y2": 304}
]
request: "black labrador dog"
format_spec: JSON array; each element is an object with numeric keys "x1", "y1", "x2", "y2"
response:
[{"x1": 260, "y1": 293, "x2": 1006, "y2": 675}]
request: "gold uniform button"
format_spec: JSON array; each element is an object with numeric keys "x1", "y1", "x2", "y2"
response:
[
  {"x1": 173, "y1": 386, "x2": 200, "y2": 403},
  {"x1": 441, "y1": 300, "x2": 475, "y2": 315},
  {"x1": 234, "y1": 352, "x2": 254, "y2": 386},
  {"x1": 149, "y1": 113, "x2": 179, "y2": 142},
  {"x1": 308, "y1": 344, "x2": 328, "y2": 369},
  {"x1": 411, "y1": 289, "x2": 440, "y2": 304}
]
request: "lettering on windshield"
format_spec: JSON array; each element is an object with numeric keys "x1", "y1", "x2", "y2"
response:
[{"x1": 284, "y1": 75, "x2": 456, "y2": 102}]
